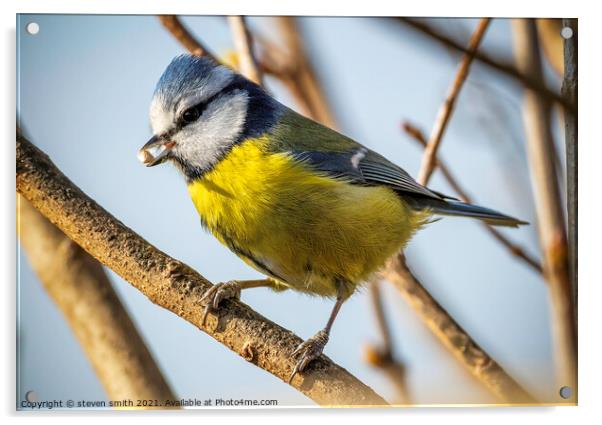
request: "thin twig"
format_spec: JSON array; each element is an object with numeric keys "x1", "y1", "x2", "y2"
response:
[
  {"x1": 273, "y1": 17, "x2": 337, "y2": 128},
  {"x1": 16, "y1": 135, "x2": 387, "y2": 407},
  {"x1": 227, "y1": 16, "x2": 263, "y2": 85},
  {"x1": 395, "y1": 18, "x2": 574, "y2": 113},
  {"x1": 258, "y1": 38, "x2": 319, "y2": 121},
  {"x1": 561, "y1": 18, "x2": 578, "y2": 330},
  {"x1": 364, "y1": 281, "x2": 411, "y2": 404},
  {"x1": 537, "y1": 19, "x2": 564, "y2": 76},
  {"x1": 158, "y1": 15, "x2": 217, "y2": 62},
  {"x1": 403, "y1": 122, "x2": 543, "y2": 274},
  {"x1": 512, "y1": 18, "x2": 576, "y2": 394},
  {"x1": 255, "y1": 34, "x2": 295, "y2": 77},
  {"x1": 18, "y1": 197, "x2": 177, "y2": 407},
  {"x1": 382, "y1": 254, "x2": 536, "y2": 403},
  {"x1": 418, "y1": 18, "x2": 491, "y2": 184}
]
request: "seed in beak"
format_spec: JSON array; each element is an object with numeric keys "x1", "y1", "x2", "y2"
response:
[
  {"x1": 137, "y1": 149, "x2": 154, "y2": 164},
  {"x1": 137, "y1": 141, "x2": 176, "y2": 166}
]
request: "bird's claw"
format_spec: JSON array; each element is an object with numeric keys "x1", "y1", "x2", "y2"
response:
[
  {"x1": 288, "y1": 329, "x2": 329, "y2": 383},
  {"x1": 200, "y1": 280, "x2": 241, "y2": 325}
]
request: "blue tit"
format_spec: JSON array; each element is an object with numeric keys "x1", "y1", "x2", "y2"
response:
[{"x1": 139, "y1": 54, "x2": 526, "y2": 382}]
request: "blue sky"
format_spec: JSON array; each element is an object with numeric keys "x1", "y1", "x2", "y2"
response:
[{"x1": 17, "y1": 15, "x2": 563, "y2": 406}]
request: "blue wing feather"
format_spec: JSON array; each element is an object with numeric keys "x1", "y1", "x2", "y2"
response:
[{"x1": 290, "y1": 149, "x2": 440, "y2": 198}]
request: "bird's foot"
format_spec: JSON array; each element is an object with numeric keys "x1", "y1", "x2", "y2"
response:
[
  {"x1": 288, "y1": 329, "x2": 329, "y2": 383},
  {"x1": 200, "y1": 280, "x2": 241, "y2": 325}
]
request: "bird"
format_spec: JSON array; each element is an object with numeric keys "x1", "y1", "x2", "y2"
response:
[{"x1": 139, "y1": 54, "x2": 526, "y2": 382}]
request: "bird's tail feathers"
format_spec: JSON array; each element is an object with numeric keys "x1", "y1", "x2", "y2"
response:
[{"x1": 407, "y1": 198, "x2": 528, "y2": 228}]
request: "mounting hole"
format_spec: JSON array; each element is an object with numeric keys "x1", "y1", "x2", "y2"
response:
[
  {"x1": 559, "y1": 386, "x2": 573, "y2": 399},
  {"x1": 561, "y1": 26, "x2": 573, "y2": 39},
  {"x1": 26, "y1": 22, "x2": 40, "y2": 35},
  {"x1": 25, "y1": 390, "x2": 38, "y2": 402}
]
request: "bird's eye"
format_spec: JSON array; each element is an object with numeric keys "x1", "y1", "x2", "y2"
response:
[{"x1": 181, "y1": 106, "x2": 201, "y2": 123}]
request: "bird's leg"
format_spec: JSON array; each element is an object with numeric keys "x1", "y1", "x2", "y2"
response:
[
  {"x1": 200, "y1": 279, "x2": 274, "y2": 325},
  {"x1": 288, "y1": 293, "x2": 346, "y2": 383}
]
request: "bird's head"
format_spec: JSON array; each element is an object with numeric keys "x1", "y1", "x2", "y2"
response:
[{"x1": 139, "y1": 54, "x2": 279, "y2": 180}]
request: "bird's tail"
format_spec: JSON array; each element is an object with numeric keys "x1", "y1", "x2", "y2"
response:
[{"x1": 406, "y1": 198, "x2": 528, "y2": 228}]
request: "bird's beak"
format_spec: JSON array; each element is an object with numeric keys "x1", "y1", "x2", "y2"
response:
[{"x1": 138, "y1": 135, "x2": 176, "y2": 167}]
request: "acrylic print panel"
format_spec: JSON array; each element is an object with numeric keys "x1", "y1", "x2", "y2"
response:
[{"x1": 16, "y1": 14, "x2": 577, "y2": 409}]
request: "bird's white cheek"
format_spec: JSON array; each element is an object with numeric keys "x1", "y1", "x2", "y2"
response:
[
  {"x1": 203, "y1": 92, "x2": 249, "y2": 144},
  {"x1": 174, "y1": 92, "x2": 249, "y2": 171}
]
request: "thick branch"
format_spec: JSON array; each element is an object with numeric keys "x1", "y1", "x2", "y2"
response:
[
  {"x1": 16, "y1": 135, "x2": 387, "y2": 407},
  {"x1": 403, "y1": 122, "x2": 543, "y2": 275},
  {"x1": 395, "y1": 18, "x2": 574, "y2": 113},
  {"x1": 418, "y1": 18, "x2": 490, "y2": 184},
  {"x1": 227, "y1": 16, "x2": 263, "y2": 85},
  {"x1": 18, "y1": 197, "x2": 176, "y2": 406},
  {"x1": 512, "y1": 19, "x2": 576, "y2": 393},
  {"x1": 382, "y1": 254, "x2": 536, "y2": 403}
]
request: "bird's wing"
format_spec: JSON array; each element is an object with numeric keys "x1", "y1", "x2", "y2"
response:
[
  {"x1": 291, "y1": 148, "x2": 440, "y2": 199},
  {"x1": 270, "y1": 108, "x2": 440, "y2": 199}
]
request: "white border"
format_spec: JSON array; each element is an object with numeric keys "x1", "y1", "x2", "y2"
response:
[{"x1": 9, "y1": 0, "x2": 580, "y2": 17}]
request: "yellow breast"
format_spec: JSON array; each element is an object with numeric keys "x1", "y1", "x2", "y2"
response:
[{"x1": 187, "y1": 137, "x2": 429, "y2": 297}]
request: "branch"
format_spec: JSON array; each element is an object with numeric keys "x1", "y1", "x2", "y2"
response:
[
  {"x1": 364, "y1": 281, "x2": 411, "y2": 403},
  {"x1": 382, "y1": 254, "x2": 536, "y2": 402},
  {"x1": 158, "y1": 15, "x2": 218, "y2": 62},
  {"x1": 16, "y1": 135, "x2": 387, "y2": 407},
  {"x1": 418, "y1": 18, "x2": 490, "y2": 184},
  {"x1": 512, "y1": 18, "x2": 576, "y2": 393},
  {"x1": 402, "y1": 122, "x2": 543, "y2": 274},
  {"x1": 537, "y1": 19, "x2": 564, "y2": 76},
  {"x1": 395, "y1": 18, "x2": 574, "y2": 113},
  {"x1": 561, "y1": 18, "x2": 578, "y2": 329},
  {"x1": 227, "y1": 16, "x2": 263, "y2": 85},
  {"x1": 256, "y1": 36, "x2": 322, "y2": 123},
  {"x1": 18, "y1": 197, "x2": 176, "y2": 407},
  {"x1": 272, "y1": 17, "x2": 337, "y2": 128}
]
